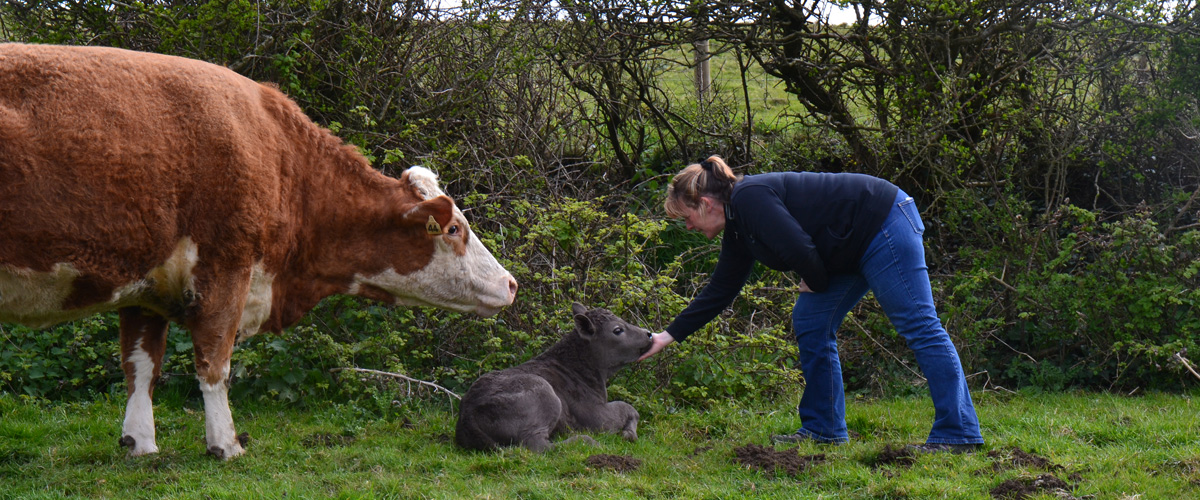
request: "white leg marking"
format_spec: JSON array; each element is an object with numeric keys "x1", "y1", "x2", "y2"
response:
[
  {"x1": 199, "y1": 366, "x2": 243, "y2": 459},
  {"x1": 122, "y1": 339, "x2": 159, "y2": 456}
]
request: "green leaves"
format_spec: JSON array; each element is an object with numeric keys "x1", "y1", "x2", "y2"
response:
[
  {"x1": 0, "y1": 314, "x2": 121, "y2": 399},
  {"x1": 945, "y1": 197, "x2": 1200, "y2": 391}
]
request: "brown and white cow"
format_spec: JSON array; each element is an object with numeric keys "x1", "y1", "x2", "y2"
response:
[{"x1": 0, "y1": 43, "x2": 517, "y2": 459}]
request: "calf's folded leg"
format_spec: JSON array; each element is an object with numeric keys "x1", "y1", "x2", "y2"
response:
[{"x1": 577, "y1": 400, "x2": 640, "y2": 442}]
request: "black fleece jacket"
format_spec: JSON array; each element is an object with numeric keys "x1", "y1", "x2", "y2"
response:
[{"x1": 665, "y1": 171, "x2": 899, "y2": 342}]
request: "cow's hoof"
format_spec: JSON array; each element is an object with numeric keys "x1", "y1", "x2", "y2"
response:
[
  {"x1": 206, "y1": 442, "x2": 246, "y2": 460},
  {"x1": 119, "y1": 435, "x2": 159, "y2": 456}
]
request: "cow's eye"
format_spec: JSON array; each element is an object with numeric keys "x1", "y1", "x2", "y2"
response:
[
  {"x1": 612, "y1": 326, "x2": 624, "y2": 335},
  {"x1": 447, "y1": 224, "x2": 460, "y2": 235}
]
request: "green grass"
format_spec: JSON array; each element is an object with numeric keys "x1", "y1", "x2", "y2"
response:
[{"x1": 2, "y1": 390, "x2": 1199, "y2": 499}]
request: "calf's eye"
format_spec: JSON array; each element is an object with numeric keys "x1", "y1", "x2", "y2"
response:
[
  {"x1": 448, "y1": 224, "x2": 460, "y2": 235},
  {"x1": 612, "y1": 326, "x2": 624, "y2": 335}
]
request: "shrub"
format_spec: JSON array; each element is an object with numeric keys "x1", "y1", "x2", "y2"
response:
[{"x1": 942, "y1": 198, "x2": 1200, "y2": 391}]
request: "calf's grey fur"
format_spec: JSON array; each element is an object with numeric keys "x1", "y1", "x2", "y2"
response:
[{"x1": 455, "y1": 302, "x2": 652, "y2": 452}]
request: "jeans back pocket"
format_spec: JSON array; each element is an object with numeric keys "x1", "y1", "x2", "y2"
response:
[{"x1": 898, "y1": 197, "x2": 925, "y2": 235}]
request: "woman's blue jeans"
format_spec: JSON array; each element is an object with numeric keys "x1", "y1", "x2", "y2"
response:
[{"x1": 789, "y1": 190, "x2": 984, "y2": 445}]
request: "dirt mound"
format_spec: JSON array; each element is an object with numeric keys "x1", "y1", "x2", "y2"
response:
[
  {"x1": 585, "y1": 454, "x2": 642, "y2": 472},
  {"x1": 1170, "y1": 457, "x2": 1200, "y2": 485},
  {"x1": 987, "y1": 447, "x2": 1061, "y2": 472},
  {"x1": 991, "y1": 473, "x2": 1079, "y2": 500},
  {"x1": 867, "y1": 445, "x2": 917, "y2": 468},
  {"x1": 732, "y1": 444, "x2": 825, "y2": 477}
]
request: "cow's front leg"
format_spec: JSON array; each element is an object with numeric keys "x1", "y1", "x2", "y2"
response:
[
  {"x1": 118, "y1": 307, "x2": 169, "y2": 456},
  {"x1": 197, "y1": 365, "x2": 244, "y2": 459},
  {"x1": 188, "y1": 270, "x2": 252, "y2": 460}
]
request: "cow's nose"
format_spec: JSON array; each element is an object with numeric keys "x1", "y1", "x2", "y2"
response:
[{"x1": 507, "y1": 277, "x2": 519, "y2": 301}]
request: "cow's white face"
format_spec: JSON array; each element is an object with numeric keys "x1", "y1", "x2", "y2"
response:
[
  {"x1": 349, "y1": 167, "x2": 517, "y2": 316},
  {"x1": 352, "y1": 225, "x2": 516, "y2": 316}
]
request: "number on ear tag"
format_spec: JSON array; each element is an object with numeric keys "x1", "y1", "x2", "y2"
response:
[{"x1": 426, "y1": 215, "x2": 442, "y2": 234}]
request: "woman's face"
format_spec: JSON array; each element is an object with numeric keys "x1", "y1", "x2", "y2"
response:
[{"x1": 680, "y1": 196, "x2": 726, "y2": 239}]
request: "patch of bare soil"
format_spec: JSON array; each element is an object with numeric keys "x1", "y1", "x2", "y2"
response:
[
  {"x1": 1174, "y1": 457, "x2": 1200, "y2": 485},
  {"x1": 585, "y1": 454, "x2": 642, "y2": 472},
  {"x1": 732, "y1": 444, "x2": 825, "y2": 477},
  {"x1": 301, "y1": 433, "x2": 357, "y2": 448},
  {"x1": 866, "y1": 445, "x2": 917, "y2": 468},
  {"x1": 990, "y1": 473, "x2": 1081, "y2": 500},
  {"x1": 987, "y1": 447, "x2": 1062, "y2": 472}
]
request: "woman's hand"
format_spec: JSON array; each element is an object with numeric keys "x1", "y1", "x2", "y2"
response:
[
  {"x1": 638, "y1": 331, "x2": 676, "y2": 361},
  {"x1": 798, "y1": 279, "x2": 813, "y2": 293}
]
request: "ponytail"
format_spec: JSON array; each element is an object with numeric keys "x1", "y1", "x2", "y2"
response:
[{"x1": 664, "y1": 155, "x2": 741, "y2": 218}]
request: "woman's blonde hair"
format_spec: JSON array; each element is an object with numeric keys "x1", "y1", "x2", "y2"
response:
[{"x1": 664, "y1": 155, "x2": 741, "y2": 218}]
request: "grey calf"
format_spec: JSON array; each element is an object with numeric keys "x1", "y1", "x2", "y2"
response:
[{"x1": 455, "y1": 302, "x2": 652, "y2": 452}]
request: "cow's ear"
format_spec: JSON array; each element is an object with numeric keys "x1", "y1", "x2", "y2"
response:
[
  {"x1": 574, "y1": 312, "x2": 595, "y2": 338},
  {"x1": 401, "y1": 195, "x2": 454, "y2": 234},
  {"x1": 571, "y1": 302, "x2": 587, "y2": 316}
]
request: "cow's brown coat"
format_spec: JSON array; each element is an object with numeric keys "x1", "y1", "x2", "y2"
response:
[{"x1": 0, "y1": 43, "x2": 517, "y2": 459}]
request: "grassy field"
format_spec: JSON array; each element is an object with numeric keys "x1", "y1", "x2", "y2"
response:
[{"x1": 2, "y1": 390, "x2": 1198, "y2": 499}]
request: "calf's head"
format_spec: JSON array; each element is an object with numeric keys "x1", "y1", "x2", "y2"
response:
[
  {"x1": 571, "y1": 302, "x2": 653, "y2": 370},
  {"x1": 350, "y1": 167, "x2": 517, "y2": 316}
]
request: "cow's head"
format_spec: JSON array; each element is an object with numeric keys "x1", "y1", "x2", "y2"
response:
[{"x1": 350, "y1": 167, "x2": 517, "y2": 316}]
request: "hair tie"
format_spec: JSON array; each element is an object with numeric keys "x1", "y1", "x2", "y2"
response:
[{"x1": 700, "y1": 159, "x2": 714, "y2": 172}]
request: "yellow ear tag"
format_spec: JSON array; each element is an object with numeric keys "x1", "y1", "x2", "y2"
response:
[{"x1": 426, "y1": 215, "x2": 442, "y2": 234}]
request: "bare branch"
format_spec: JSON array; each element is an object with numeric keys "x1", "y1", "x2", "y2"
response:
[
  {"x1": 331, "y1": 367, "x2": 461, "y2": 400},
  {"x1": 1174, "y1": 352, "x2": 1200, "y2": 382}
]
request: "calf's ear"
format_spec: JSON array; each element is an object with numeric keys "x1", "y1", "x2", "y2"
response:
[
  {"x1": 574, "y1": 312, "x2": 595, "y2": 338},
  {"x1": 401, "y1": 195, "x2": 455, "y2": 234},
  {"x1": 571, "y1": 302, "x2": 587, "y2": 316}
]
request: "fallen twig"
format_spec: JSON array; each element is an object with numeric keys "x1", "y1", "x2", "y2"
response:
[
  {"x1": 972, "y1": 370, "x2": 1018, "y2": 394},
  {"x1": 331, "y1": 367, "x2": 461, "y2": 400},
  {"x1": 1174, "y1": 352, "x2": 1200, "y2": 382}
]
